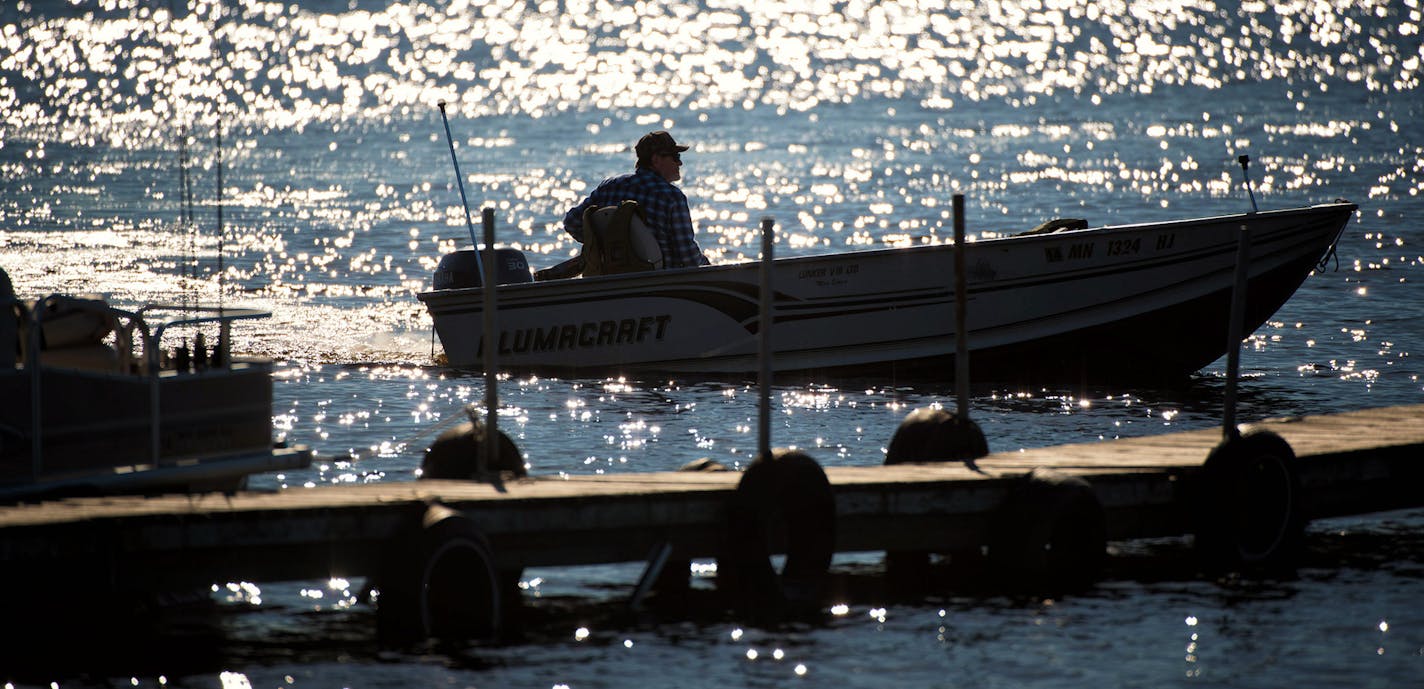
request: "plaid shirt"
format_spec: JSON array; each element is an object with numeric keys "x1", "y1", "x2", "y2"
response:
[{"x1": 563, "y1": 168, "x2": 710, "y2": 269}]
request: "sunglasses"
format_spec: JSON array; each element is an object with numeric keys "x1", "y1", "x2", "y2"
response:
[{"x1": 662, "y1": 152, "x2": 682, "y2": 163}]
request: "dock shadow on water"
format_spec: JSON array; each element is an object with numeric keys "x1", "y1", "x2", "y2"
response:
[{"x1": 8, "y1": 512, "x2": 1422, "y2": 686}]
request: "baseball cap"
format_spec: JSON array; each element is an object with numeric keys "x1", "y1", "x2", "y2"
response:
[{"x1": 635, "y1": 130, "x2": 689, "y2": 159}]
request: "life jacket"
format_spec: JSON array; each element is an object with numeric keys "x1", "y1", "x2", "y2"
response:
[{"x1": 580, "y1": 200, "x2": 664, "y2": 276}]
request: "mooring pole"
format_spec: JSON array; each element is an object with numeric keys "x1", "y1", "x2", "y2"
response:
[
  {"x1": 482, "y1": 207, "x2": 499, "y2": 472},
  {"x1": 1222, "y1": 224, "x2": 1252, "y2": 441},
  {"x1": 758, "y1": 216, "x2": 774, "y2": 460},
  {"x1": 952, "y1": 194, "x2": 970, "y2": 420}
]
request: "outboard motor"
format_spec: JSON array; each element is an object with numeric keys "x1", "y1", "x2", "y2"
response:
[{"x1": 433, "y1": 249, "x2": 534, "y2": 290}]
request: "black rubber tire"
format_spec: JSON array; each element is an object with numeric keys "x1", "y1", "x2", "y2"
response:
[
  {"x1": 884, "y1": 407, "x2": 989, "y2": 588},
  {"x1": 1194, "y1": 429, "x2": 1305, "y2": 570},
  {"x1": 885, "y1": 407, "x2": 989, "y2": 464},
  {"x1": 719, "y1": 449, "x2": 836, "y2": 618},
  {"x1": 986, "y1": 468, "x2": 1107, "y2": 592},
  {"x1": 376, "y1": 503, "x2": 503, "y2": 643},
  {"x1": 421, "y1": 419, "x2": 526, "y2": 480}
]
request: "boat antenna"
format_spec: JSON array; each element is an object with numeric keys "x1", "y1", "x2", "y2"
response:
[
  {"x1": 216, "y1": 126, "x2": 225, "y2": 312},
  {"x1": 436, "y1": 101, "x2": 486, "y2": 280},
  {"x1": 179, "y1": 123, "x2": 193, "y2": 316},
  {"x1": 175, "y1": 123, "x2": 198, "y2": 369},
  {"x1": 1237, "y1": 155, "x2": 1259, "y2": 213}
]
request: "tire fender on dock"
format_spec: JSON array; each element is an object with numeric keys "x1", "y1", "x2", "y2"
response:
[
  {"x1": 719, "y1": 449, "x2": 835, "y2": 617},
  {"x1": 884, "y1": 407, "x2": 989, "y2": 587},
  {"x1": 376, "y1": 503, "x2": 503, "y2": 643},
  {"x1": 986, "y1": 468, "x2": 1107, "y2": 591},
  {"x1": 1193, "y1": 429, "x2": 1305, "y2": 569},
  {"x1": 421, "y1": 419, "x2": 527, "y2": 480},
  {"x1": 885, "y1": 407, "x2": 988, "y2": 465}
]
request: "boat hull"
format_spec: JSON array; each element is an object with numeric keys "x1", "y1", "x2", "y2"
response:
[
  {"x1": 0, "y1": 361, "x2": 299, "y2": 498},
  {"x1": 418, "y1": 202, "x2": 1354, "y2": 382}
]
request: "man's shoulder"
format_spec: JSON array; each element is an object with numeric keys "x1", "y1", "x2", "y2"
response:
[
  {"x1": 592, "y1": 171, "x2": 642, "y2": 189},
  {"x1": 594, "y1": 170, "x2": 680, "y2": 198}
]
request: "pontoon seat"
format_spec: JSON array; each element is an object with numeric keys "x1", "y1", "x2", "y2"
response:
[{"x1": 24, "y1": 294, "x2": 124, "y2": 373}]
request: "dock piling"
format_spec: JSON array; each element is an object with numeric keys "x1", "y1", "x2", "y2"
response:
[
  {"x1": 952, "y1": 193, "x2": 970, "y2": 419},
  {"x1": 481, "y1": 207, "x2": 498, "y2": 477}
]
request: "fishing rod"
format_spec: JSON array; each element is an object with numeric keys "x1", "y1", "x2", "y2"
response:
[{"x1": 437, "y1": 101, "x2": 486, "y2": 280}]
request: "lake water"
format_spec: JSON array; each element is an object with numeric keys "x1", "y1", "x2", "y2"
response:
[{"x1": 3, "y1": 0, "x2": 1423, "y2": 686}]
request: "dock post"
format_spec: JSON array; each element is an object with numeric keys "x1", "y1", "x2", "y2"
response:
[
  {"x1": 952, "y1": 194, "x2": 970, "y2": 419},
  {"x1": 481, "y1": 207, "x2": 498, "y2": 474},
  {"x1": 1221, "y1": 224, "x2": 1251, "y2": 441},
  {"x1": 758, "y1": 216, "x2": 774, "y2": 460}
]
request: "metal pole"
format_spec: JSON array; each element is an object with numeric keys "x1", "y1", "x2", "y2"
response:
[
  {"x1": 758, "y1": 216, "x2": 774, "y2": 460},
  {"x1": 1238, "y1": 155, "x2": 1259, "y2": 213},
  {"x1": 953, "y1": 194, "x2": 970, "y2": 420},
  {"x1": 27, "y1": 304, "x2": 42, "y2": 478},
  {"x1": 216, "y1": 127, "x2": 224, "y2": 312},
  {"x1": 482, "y1": 208, "x2": 499, "y2": 473},
  {"x1": 437, "y1": 102, "x2": 486, "y2": 277},
  {"x1": 1222, "y1": 224, "x2": 1252, "y2": 441}
]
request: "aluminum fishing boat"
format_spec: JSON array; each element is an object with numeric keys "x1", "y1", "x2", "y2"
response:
[
  {"x1": 418, "y1": 201, "x2": 1354, "y2": 382},
  {"x1": 0, "y1": 281, "x2": 311, "y2": 502}
]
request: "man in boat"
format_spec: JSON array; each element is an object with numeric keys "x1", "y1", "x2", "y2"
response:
[{"x1": 562, "y1": 130, "x2": 710, "y2": 269}]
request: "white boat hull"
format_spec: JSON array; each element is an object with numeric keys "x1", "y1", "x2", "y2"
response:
[{"x1": 419, "y1": 202, "x2": 1354, "y2": 382}]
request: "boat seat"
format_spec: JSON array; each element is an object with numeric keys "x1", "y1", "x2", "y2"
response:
[
  {"x1": 1017, "y1": 218, "x2": 1089, "y2": 235},
  {"x1": 23, "y1": 294, "x2": 124, "y2": 373},
  {"x1": 580, "y1": 200, "x2": 664, "y2": 277}
]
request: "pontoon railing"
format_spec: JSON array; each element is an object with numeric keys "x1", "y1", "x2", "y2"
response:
[{"x1": 14, "y1": 297, "x2": 271, "y2": 477}]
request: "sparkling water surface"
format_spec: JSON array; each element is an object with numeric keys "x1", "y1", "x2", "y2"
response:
[{"x1": 2, "y1": 0, "x2": 1423, "y2": 686}]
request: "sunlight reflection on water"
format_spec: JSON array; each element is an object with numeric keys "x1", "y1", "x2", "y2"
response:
[{"x1": 2, "y1": 1, "x2": 1424, "y2": 684}]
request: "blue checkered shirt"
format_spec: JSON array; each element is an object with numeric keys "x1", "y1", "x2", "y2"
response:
[{"x1": 563, "y1": 168, "x2": 710, "y2": 269}]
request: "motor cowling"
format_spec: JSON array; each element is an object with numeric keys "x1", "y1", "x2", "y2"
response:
[{"x1": 433, "y1": 249, "x2": 533, "y2": 290}]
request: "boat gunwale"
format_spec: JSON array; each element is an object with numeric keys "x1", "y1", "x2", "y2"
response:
[{"x1": 416, "y1": 201, "x2": 1356, "y2": 303}]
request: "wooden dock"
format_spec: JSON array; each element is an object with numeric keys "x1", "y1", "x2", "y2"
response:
[{"x1": 1, "y1": 404, "x2": 1422, "y2": 637}]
